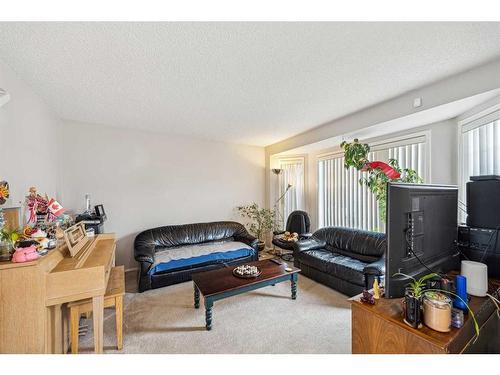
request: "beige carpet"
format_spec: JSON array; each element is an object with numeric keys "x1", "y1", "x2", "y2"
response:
[{"x1": 79, "y1": 274, "x2": 352, "y2": 354}]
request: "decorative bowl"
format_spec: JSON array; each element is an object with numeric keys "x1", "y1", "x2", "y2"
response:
[{"x1": 232, "y1": 264, "x2": 261, "y2": 278}]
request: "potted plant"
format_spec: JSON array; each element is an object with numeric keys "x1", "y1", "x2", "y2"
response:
[
  {"x1": 395, "y1": 272, "x2": 438, "y2": 328},
  {"x1": 0, "y1": 227, "x2": 20, "y2": 261},
  {"x1": 341, "y1": 139, "x2": 423, "y2": 223},
  {"x1": 237, "y1": 203, "x2": 275, "y2": 251},
  {"x1": 394, "y1": 272, "x2": 480, "y2": 337}
]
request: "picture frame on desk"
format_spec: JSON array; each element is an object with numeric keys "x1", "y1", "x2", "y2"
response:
[{"x1": 63, "y1": 222, "x2": 87, "y2": 257}]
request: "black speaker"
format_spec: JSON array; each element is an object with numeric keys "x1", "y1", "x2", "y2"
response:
[
  {"x1": 466, "y1": 175, "x2": 500, "y2": 229},
  {"x1": 458, "y1": 225, "x2": 500, "y2": 278}
]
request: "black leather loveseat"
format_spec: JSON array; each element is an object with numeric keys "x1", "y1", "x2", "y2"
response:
[
  {"x1": 134, "y1": 221, "x2": 258, "y2": 292},
  {"x1": 293, "y1": 226, "x2": 386, "y2": 296}
]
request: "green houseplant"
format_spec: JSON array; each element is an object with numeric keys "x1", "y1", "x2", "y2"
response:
[
  {"x1": 237, "y1": 203, "x2": 275, "y2": 251},
  {"x1": 394, "y1": 272, "x2": 481, "y2": 337},
  {"x1": 0, "y1": 227, "x2": 20, "y2": 261},
  {"x1": 341, "y1": 139, "x2": 423, "y2": 223}
]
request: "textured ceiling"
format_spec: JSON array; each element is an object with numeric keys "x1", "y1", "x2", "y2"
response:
[{"x1": 1, "y1": 22, "x2": 500, "y2": 146}]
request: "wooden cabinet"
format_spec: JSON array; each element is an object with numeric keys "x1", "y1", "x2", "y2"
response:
[
  {"x1": 0, "y1": 234, "x2": 115, "y2": 353},
  {"x1": 350, "y1": 279, "x2": 500, "y2": 354}
]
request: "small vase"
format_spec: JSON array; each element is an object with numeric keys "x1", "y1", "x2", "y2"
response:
[
  {"x1": 257, "y1": 241, "x2": 265, "y2": 252},
  {"x1": 0, "y1": 240, "x2": 13, "y2": 261},
  {"x1": 403, "y1": 288, "x2": 422, "y2": 329}
]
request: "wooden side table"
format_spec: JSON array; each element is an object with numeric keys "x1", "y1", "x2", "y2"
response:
[{"x1": 350, "y1": 277, "x2": 500, "y2": 353}]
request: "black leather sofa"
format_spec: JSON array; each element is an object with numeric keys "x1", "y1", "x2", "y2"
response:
[
  {"x1": 293, "y1": 226, "x2": 386, "y2": 296},
  {"x1": 134, "y1": 221, "x2": 259, "y2": 292}
]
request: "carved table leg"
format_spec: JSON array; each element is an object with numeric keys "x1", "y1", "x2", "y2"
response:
[
  {"x1": 205, "y1": 299, "x2": 213, "y2": 331},
  {"x1": 194, "y1": 284, "x2": 200, "y2": 309},
  {"x1": 291, "y1": 274, "x2": 298, "y2": 300}
]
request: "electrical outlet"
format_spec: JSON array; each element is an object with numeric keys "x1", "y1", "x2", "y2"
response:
[{"x1": 413, "y1": 97, "x2": 422, "y2": 108}]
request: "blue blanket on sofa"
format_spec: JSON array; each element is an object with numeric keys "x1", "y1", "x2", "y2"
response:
[{"x1": 149, "y1": 248, "x2": 253, "y2": 274}]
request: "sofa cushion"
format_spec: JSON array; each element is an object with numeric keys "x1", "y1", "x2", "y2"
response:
[
  {"x1": 313, "y1": 226, "x2": 386, "y2": 263},
  {"x1": 135, "y1": 221, "x2": 254, "y2": 251},
  {"x1": 150, "y1": 240, "x2": 253, "y2": 274},
  {"x1": 297, "y1": 249, "x2": 337, "y2": 273},
  {"x1": 150, "y1": 248, "x2": 253, "y2": 274},
  {"x1": 299, "y1": 249, "x2": 367, "y2": 286},
  {"x1": 324, "y1": 253, "x2": 367, "y2": 286}
]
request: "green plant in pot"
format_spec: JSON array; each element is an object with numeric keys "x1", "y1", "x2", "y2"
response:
[
  {"x1": 341, "y1": 139, "x2": 423, "y2": 224},
  {"x1": 0, "y1": 227, "x2": 20, "y2": 261},
  {"x1": 395, "y1": 272, "x2": 480, "y2": 338},
  {"x1": 237, "y1": 203, "x2": 275, "y2": 251}
]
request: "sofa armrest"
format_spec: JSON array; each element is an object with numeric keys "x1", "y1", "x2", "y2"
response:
[
  {"x1": 299, "y1": 232, "x2": 312, "y2": 239},
  {"x1": 363, "y1": 257, "x2": 386, "y2": 277},
  {"x1": 292, "y1": 237, "x2": 326, "y2": 253},
  {"x1": 134, "y1": 232, "x2": 156, "y2": 265},
  {"x1": 234, "y1": 232, "x2": 259, "y2": 251}
]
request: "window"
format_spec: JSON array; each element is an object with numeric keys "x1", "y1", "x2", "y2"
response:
[
  {"x1": 459, "y1": 110, "x2": 500, "y2": 220},
  {"x1": 318, "y1": 135, "x2": 427, "y2": 232},
  {"x1": 275, "y1": 157, "x2": 305, "y2": 228}
]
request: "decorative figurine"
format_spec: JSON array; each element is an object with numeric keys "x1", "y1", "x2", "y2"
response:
[
  {"x1": 373, "y1": 278, "x2": 380, "y2": 299},
  {"x1": 360, "y1": 289, "x2": 375, "y2": 305}
]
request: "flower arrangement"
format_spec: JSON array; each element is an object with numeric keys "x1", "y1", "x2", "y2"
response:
[{"x1": 25, "y1": 187, "x2": 65, "y2": 226}]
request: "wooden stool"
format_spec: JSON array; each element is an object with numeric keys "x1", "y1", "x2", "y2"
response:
[{"x1": 68, "y1": 265, "x2": 125, "y2": 354}]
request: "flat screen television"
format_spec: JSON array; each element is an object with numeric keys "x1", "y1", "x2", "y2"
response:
[{"x1": 384, "y1": 182, "x2": 460, "y2": 298}]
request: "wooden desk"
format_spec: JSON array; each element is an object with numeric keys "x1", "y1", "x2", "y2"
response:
[
  {"x1": 0, "y1": 234, "x2": 116, "y2": 353},
  {"x1": 350, "y1": 278, "x2": 500, "y2": 354}
]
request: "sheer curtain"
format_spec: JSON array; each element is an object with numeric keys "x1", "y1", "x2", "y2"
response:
[
  {"x1": 318, "y1": 136, "x2": 427, "y2": 232},
  {"x1": 277, "y1": 159, "x2": 305, "y2": 228}
]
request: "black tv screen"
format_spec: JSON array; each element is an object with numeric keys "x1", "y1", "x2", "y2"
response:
[{"x1": 385, "y1": 182, "x2": 460, "y2": 298}]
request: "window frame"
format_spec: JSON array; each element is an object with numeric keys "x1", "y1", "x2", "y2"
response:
[
  {"x1": 270, "y1": 154, "x2": 307, "y2": 225},
  {"x1": 316, "y1": 131, "x2": 430, "y2": 231},
  {"x1": 457, "y1": 105, "x2": 500, "y2": 220}
]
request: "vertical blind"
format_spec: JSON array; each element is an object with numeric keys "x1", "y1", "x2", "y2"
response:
[
  {"x1": 318, "y1": 137, "x2": 426, "y2": 232},
  {"x1": 460, "y1": 116, "x2": 500, "y2": 219},
  {"x1": 277, "y1": 159, "x2": 305, "y2": 228}
]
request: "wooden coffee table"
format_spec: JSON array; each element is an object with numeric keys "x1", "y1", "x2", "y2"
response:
[{"x1": 191, "y1": 259, "x2": 300, "y2": 330}]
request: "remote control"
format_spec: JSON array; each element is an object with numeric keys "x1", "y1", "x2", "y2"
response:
[{"x1": 270, "y1": 258, "x2": 282, "y2": 265}]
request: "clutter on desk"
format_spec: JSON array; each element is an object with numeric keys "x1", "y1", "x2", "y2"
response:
[{"x1": 0, "y1": 183, "x2": 74, "y2": 262}]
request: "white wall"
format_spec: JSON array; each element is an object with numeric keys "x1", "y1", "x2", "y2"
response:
[
  {"x1": 60, "y1": 121, "x2": 265, "y2": 270},
  {"x1": 0, "y1": 58, "x2": 61, "y2": 206}
]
